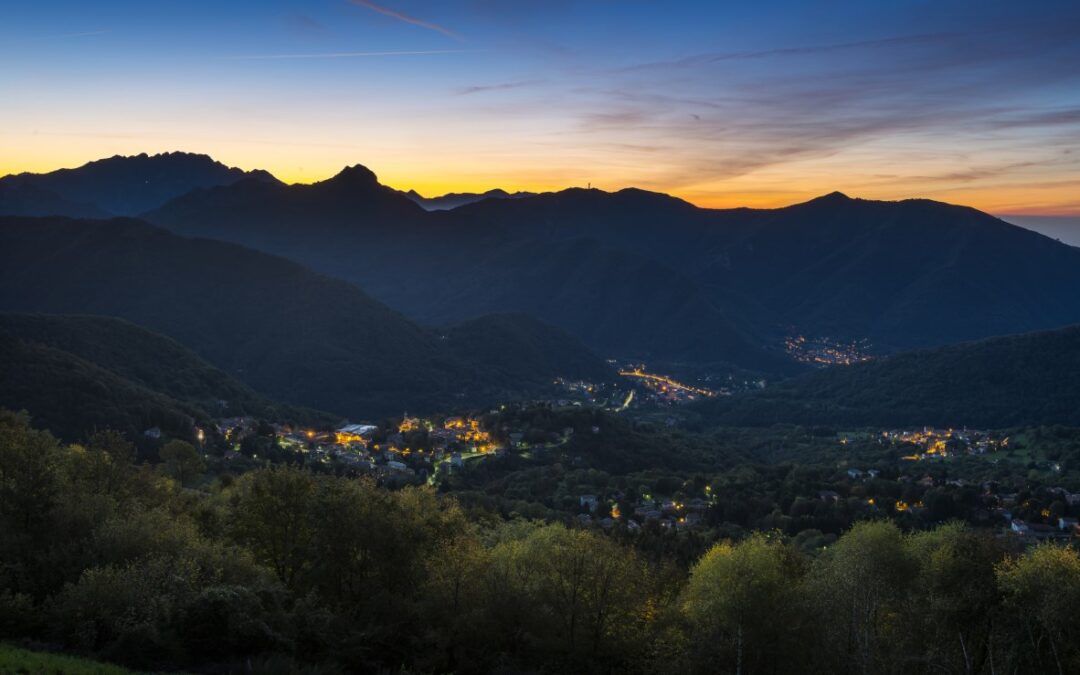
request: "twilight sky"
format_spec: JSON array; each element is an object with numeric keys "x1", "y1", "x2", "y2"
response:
[{"x1": 2, "y1": 0, "x2": 1080, "y2": 215}]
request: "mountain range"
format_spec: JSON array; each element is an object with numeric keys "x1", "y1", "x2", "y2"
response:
[
  {"x1": 0, "y1": 216, "x2": 611, "y2": 419},
  {"x1": 5, "y1": 152, "x2": 1080, "y2": 396},
  {"x1": 131, "y1": 155, "x2": 1080, "y2": 369}
]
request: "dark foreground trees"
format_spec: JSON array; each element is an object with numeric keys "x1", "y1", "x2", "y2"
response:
[{"x1": 3, "y1": 410, "x2": 1080, "y2": 673}]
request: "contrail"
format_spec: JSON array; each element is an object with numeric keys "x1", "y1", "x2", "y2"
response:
[
  {"x1": 231, "y1": 49, "x2": 475, "y2": 60},
  {"x1": 348, "y1": 0, "x2": 463, "y2": 41}
]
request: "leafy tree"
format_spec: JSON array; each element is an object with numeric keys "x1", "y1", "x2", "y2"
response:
[
  {"x1": 808, "y1": 521, "x2": 915, "y2": 674},
  {"x1": 228, "y1": 467, "x2": 315, "y2": 588},
  {"x1": 682, "y1": 533, "x2": 807, "y2": 674},
  {"x1": 159, "y1": 439, "x2": 205, "y2": 486},
  {"x1": 0, "y1": 410, "x2": 61, "y2": 536},
  {"x1": 903, "y1": 523, "x2": 1007, "y2": 674},
  {"x1": 997, "y1": 544, "x2": 1080, "y2": 675}
]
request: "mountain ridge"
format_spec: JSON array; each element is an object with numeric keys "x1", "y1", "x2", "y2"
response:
[{"x1": 0, "y1": 216, "x2": 613, "y2": 417}]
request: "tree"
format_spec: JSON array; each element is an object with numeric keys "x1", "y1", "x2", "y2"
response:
[
  {"x1": 997, "y1": 544, "x2": 1080, "y2": 675},
  {"x1": 0, "y1": 410, "x2": 61, "y2": 536},
  {"x1": 682, "y1": 533, "x2": 807, "y2": 674},
  {"x1": 808, "y1": 520, "x2": 915, "y2": 674},
  {"x1": 525, "y1": 524, "x2": 651, "y2": 667},
  {"x1": 228, "y1": 467, "x2": 315, "y2": 588},
  {"x1": 904, "y1": 522, "x2": 1007, "y2": 674},
  {"x1": 159, "y1": 439, "x2": 205, "y2": 486}
]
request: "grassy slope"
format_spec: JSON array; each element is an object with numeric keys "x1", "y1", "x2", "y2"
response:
[{"x1": 0, "y1": 644, "x2": 136, "y2": 674}]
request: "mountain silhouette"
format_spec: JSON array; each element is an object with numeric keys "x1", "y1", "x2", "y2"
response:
[
  {"x1": 399, "y1": 187, "x2": 537, "y2": 211},
  {"x1": 0, "y1": 216, "x2": 611, "y2": 417},
  {"x1": 0, "y1": 152, "x2": 278, "y2": 216},
  {"x1": 144, "y1": 160, "x2": 1080, "y2": 370}
]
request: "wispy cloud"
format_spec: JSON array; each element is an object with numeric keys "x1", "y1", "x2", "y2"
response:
[
  {"x1": 621, "y1": 31, "x2": 969, "y2": 72},
  {"x1": 230, "y1": 49, "x2": 475, "y2": 60},
  {"x1": 348, "y1": 0, "x2": 463, "y2": 41},
  {"x1": 455, "y1": 80, "x2": 544, "y2": 96}
]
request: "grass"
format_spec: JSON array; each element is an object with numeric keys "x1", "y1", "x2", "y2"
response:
[{"x1": 0, "y1": 644, "x2": 135, "y2": 674}]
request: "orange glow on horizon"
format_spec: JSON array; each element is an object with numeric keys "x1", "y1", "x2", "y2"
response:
[{"x1": 2, "y1": 141, "x2": 1078, "y2": 218}]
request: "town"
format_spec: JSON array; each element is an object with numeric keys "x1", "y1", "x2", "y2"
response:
[{"x1": 784, "y1": 334, "x2": 874, "y2": 366}]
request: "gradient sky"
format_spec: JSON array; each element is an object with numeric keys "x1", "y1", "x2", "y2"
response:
[{"x1": 2, "y1": 0, "x2": 1080, "y2": 215}]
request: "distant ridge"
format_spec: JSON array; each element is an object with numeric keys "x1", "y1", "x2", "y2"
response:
[
  {"x1": 0, "y1": 152, "x2": 279, "y2": 216},
  {"x1": 399, "y1": 187, "x2": 537, "y2": 211}
]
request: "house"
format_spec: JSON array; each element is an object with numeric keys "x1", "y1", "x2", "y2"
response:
[
  {"x1": 1059, "y1": 517, "x2": 1079, "y2": 532},
  {"x1": 387, "y1": 460, "x2": 408, "y2": 472},
  {"x1": 579, "y1": 495, "x2": 600, "y2": 512},
  {"x1": 1011, "y1": 519, "x2": 1030, "y2": 535},
  {"x1": 867, "y1": 469, "x2": 881, "y2": 479},
  {"x1": 847, "y1": 469, "x2": 864, "y2": 480},
  {"x1": 143, "y1": 427, "x2": 162, "y2": 440},
  {"x1": 337, "y1": 423, "x2": 377, "y2": 437},
  {"x1": 509, "y1": 432, "x2": 524, "y2": 448},
  {"x1": 818, "y1": 491, "x2": 841, "y2": 503},
  {"x1": 450, "y1": 453, "x2": 464, "y2": 469}
]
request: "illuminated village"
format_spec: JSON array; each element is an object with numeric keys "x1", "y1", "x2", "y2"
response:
[
  {"x1": 785, "y1": 334, "x2": 874, "y2": 366},
  {"x1": 883, "y1": 427, "x2": 1009, "y2": 461}
]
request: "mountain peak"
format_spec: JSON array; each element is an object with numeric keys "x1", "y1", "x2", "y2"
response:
[
  {"x1": 812, "y1": 191, "x2": 852, "y2": 203},
  {"x1": 327, "y1": 164, "x2": 380, "y2": 187}
]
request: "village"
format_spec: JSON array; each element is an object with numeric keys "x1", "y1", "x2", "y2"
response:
[{"x1": 784, "y1": 334, "x2": 874, "y2": 366}]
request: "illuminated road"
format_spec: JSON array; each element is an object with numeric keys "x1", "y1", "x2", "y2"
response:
[{"x1": 618, "y1": 369, "x2": 714, "y2": 397}]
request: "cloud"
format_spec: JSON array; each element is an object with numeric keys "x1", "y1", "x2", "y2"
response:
[
  {"x1": 621, "y1": 31, "x2": 969, "y2": 72},
  {"x1": 545, "y1": 15, "x2": 1080, "y2": 193},
  {"x1": 455, "y1": 80, "x2": 544, "y2": 95},
  {"x1": 284, "y1": 14, "x2": 326, "y2": 37},
  {"x1": 348, "y1": 0, "x2": 463, "y2": 41},
  {"x1": 230, "y1": 49, "x2": 475, "y2": 60}
]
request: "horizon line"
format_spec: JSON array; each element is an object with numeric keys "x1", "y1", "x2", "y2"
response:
[{"x1": 2, "y1": 151, "x2": 1079, "y2": 219}]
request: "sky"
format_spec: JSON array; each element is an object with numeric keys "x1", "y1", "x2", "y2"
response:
[{"x1": 2, "y1": 0, "x2": 1080, "y2": 216}]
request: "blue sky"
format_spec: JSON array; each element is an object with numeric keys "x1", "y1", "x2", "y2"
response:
[{"x1": 2, "y1": 0, "x2": 1079, "y2": 215}]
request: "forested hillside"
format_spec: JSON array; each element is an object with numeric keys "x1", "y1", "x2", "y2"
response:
[{"x1": 699, "y1": 324, "x2": 1080, "y2": 428}]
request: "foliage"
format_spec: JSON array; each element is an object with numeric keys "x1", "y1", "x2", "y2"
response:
[{"x1": 4, "y1": 410, "x2": 1080, "y2": 673}]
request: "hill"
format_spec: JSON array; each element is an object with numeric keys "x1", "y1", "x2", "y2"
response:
[
  {"x1": 0, "y1": 182, "x2": 108, "y2": 218},
  {"x1": 697, "y1": 324, "x2": 1080, "y2": 428},
  {"x1": 0, "y1": 217, "x2": 612, "y2": 417},
  {"x1": 399, "y1": 187, "x2": 537, "y2": 211},
  {"x1": 0, "y1": 314, "x2": 337, "y2": 441},
  {"x1": 143, "y1": 157, "x2": 1080, "y2": 369},
  {"x1": 0, "y1": 152, "x2": 278, "y2": 216},
  {"x1": 441, "y1": 312, "x2": 613, "y2": 387},
  {"x1": 144, "y1": 169, "x2": 790, "y2": 373},
  {"x1": 0, "y1": 330, "x2": 210, "y2": 442}
]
